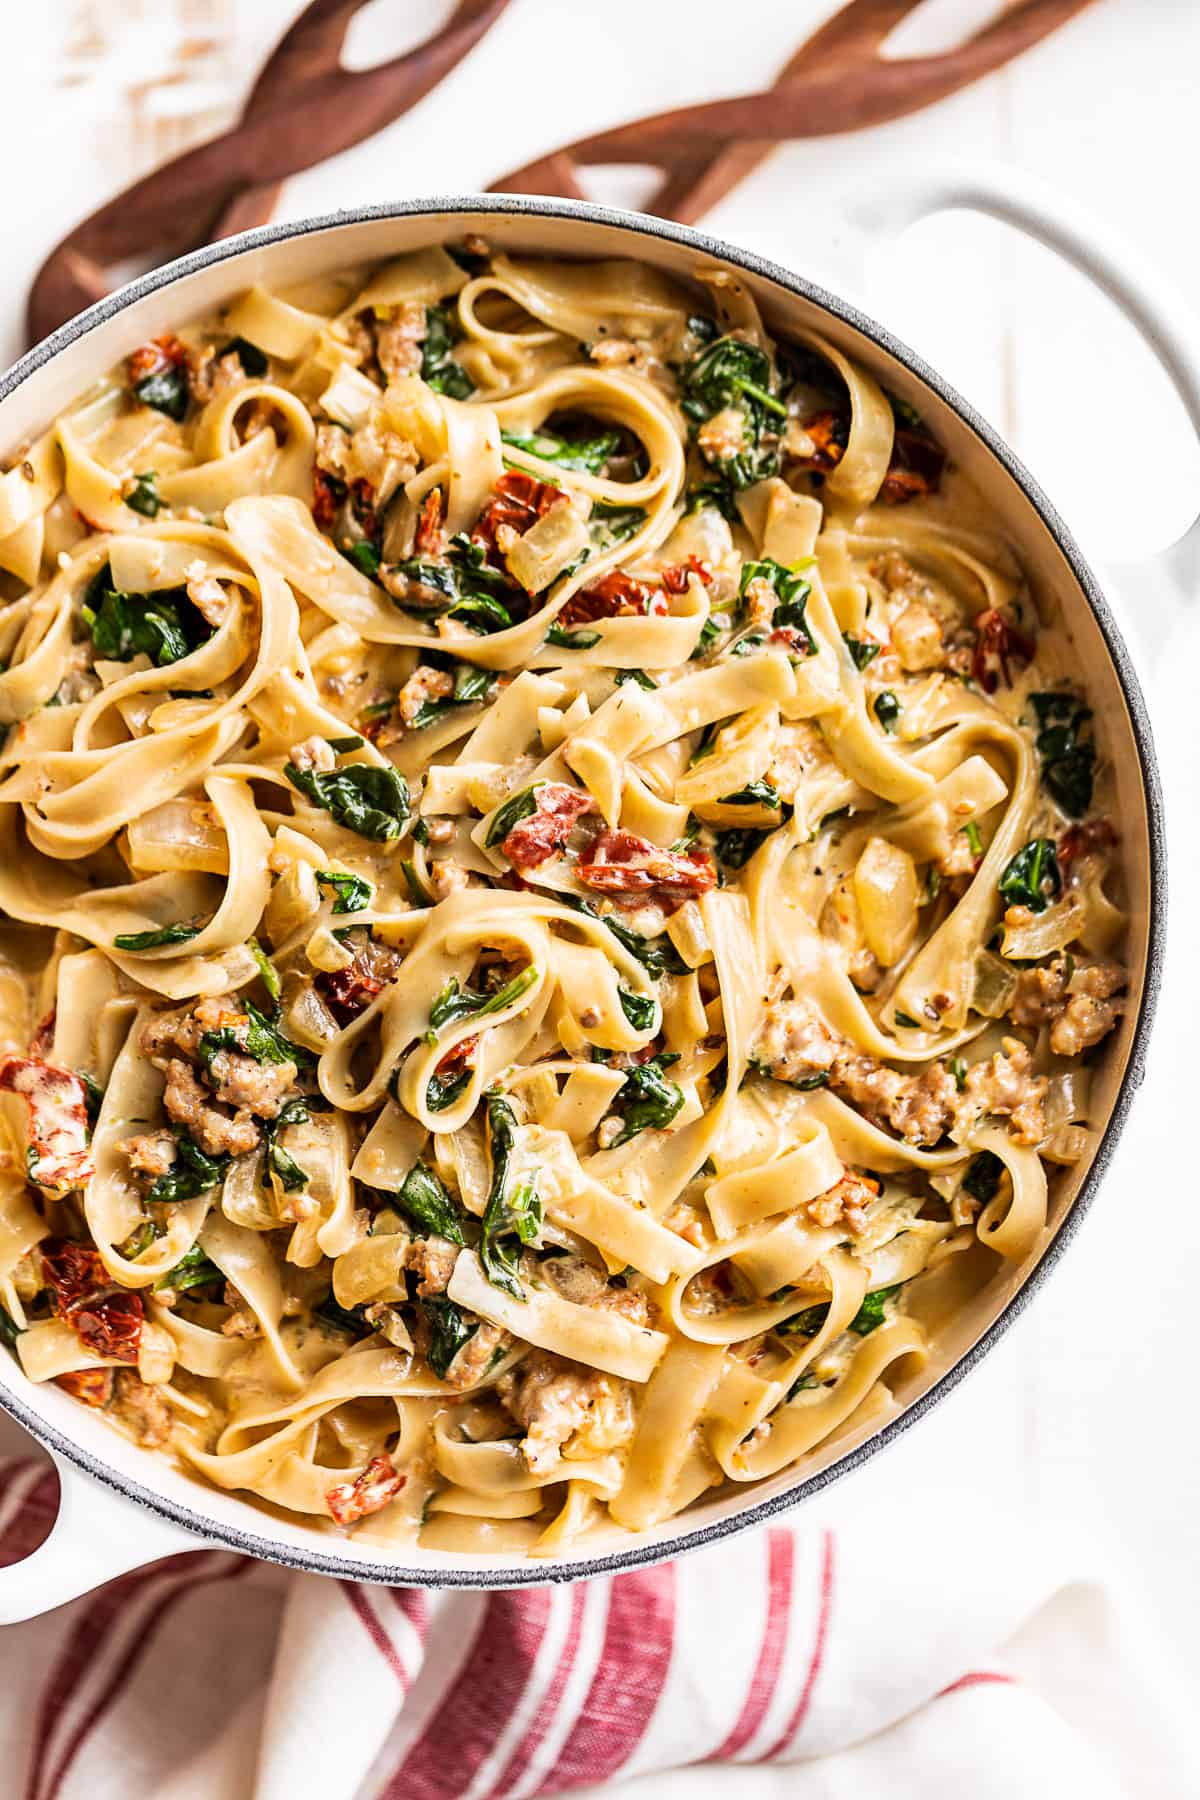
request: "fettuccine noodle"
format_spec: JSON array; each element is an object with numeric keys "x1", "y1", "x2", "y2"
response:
[{"x1": 0, "y1": 240, "x2": 1127, "y2": 1555}]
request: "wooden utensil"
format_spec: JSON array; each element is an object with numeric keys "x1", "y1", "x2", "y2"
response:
[
  {"x1": 26, "y1": 0, "x2": 511, "y2": 346},
  {"x1": 488, "y1": 0, "x2": 1099, "y2": 222},
  {"x1": 26, "y1": 0, "x2": 1097, "y2": 348}
]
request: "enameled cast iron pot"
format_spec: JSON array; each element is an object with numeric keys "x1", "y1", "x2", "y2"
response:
[{"x1": 0, "y1": 174, "x2": 1178, "y2": 1619}]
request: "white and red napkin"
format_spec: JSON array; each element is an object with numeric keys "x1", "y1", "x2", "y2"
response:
[{"x1": 0, "y1": 1438, "x2": 1193, "y2": 1800}]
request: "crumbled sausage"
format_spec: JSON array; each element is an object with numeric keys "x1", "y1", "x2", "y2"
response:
[
  {"x1": 589, "y1": 337, "x2": 648, "y2": 372},
  {"x1": 443, "y1": 1320, "x2": 510, "y2": 1389},
  {"x1": 404, "y1": 1234, "x2": 458, "y2": 1297},
  {"x1": 697, "y1": 406, "x2": 747, "y2": 464},
  {"x1": 805, "y1": 1172, "x2": 880, "y2": 1234},
  {"x1": 1011, "y1": 957, "x2": 1125, "y2": 1059},
  {"x1": 428, "y1": 859, "x2": 470, "y2": 902},
  {"x1": 962, "y1": 1039, "x2": 1047, "y2": 1146},
  {"x1": 498, "y1": 1349, "x2": 635, "y2": 1473},
  {"x1": 119, "y1": 1129, "x2": 177, "y2": 1184},
  {"x1": 109, "y1": 1369, "x2": 172, "y2": 1448},
  {"x1": 891, "y1": 602, "x2": 945, "y2": 671},
  {"x1": 374, "y1": 301, "x2": 427, "y2": 381},
  {"x1": 185, "y1": 563, "x2": 231, "y2": 627},
  {"x1": 396, "y1": 665, "x2": 454, "y2": 728},
  {"x1": 289, "y1": 734, "x2": 337, "y2": 773},
  {"x1": 754, "y1": 1001, "x2": 1047, "y2": 1148},
  {"x1": 161, "y1": 1059, "x2": 260, "y2": 1157}
]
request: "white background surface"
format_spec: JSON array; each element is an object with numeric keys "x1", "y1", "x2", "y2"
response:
[{"x1": 6, "y1": 0, "x2": 1199, "y2": 1710}]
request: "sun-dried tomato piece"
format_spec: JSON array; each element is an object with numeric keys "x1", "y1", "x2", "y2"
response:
[
  {"x1": 472, "y1": 470, "x2": 568, "y2": 557},
  {"x1": 791, "y1": 409, "x2": 849, "y2": 473},
  {"x1": 1058, "y1": 818, "x2": 1118, "y2": 869},
  {"x1": 312, "y1": 468, "x2": 342, "y2": 531},
  {"x1": 55, "y1": 1368, "x2": 115, "y2": 1408},
  {"x1": 435, "y1": 1035, "x2": 478, "y2": 1080},
  {"x1": 501, "y1": 783, "x2": 596, "y2": 869},
  {"x1": 558, "y1": 570, "x2": 668, "y2": 628},
  {"x1": 659, "y1": 555, "x2": 713, "y2": 595},
  {"x1": 41, "y1": 1237, "x2": 108, "y2": 1311},
  {"x1": 880, "y1": 428, "x2": 947, "y2": 506},
  {"x1": 325, "y1": 1453, "x2": 407, "y2": 1526},
  {"x1": 127, "y1": 334, "x2": 188, "y2": 384},
  {"x1": 69, "y1": 1292, "x2": 143, "y2": 1364},
  {"x1": 350, "y1": 477, "x2": 378, "y2": 540},
  {"x1": 414, "y1": 487, "x2": 445, "y2": 556},
  {"x1": 971, "y1": 608, "x2": 1036, "y2": 694},
  {"x1": 576, "y1": 829, "x2": 717, "y2": 912},
  {"x1": 0, "y1": 1058, "x2": 94, "y2": 1195},
  {"x1": 29, "y1": 1009, "x2": 56, "y2": 1058},
  {"x1": 317, "y1": 960, "x2": 385, "y2": 1025}
]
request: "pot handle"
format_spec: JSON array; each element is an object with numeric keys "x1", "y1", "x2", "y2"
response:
[
  {"x1": 840, "y1": 160, "x2": 1200, "y2": 588},
  {"x1": 0, "y1": 1450, "x2": 210, "y2": 1624}
]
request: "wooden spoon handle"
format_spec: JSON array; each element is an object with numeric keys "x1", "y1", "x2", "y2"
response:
[
  {"x1": 27, "y1": 0, "x2": 509, "y2": 346},
  {"x1": 490, "y1": 0, "x2": 1097, "y2": 220}
]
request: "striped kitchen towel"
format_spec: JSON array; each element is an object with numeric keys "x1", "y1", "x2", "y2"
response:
[{"x1": 0, "y1": 1450, "x2": 1194, "y2": 1800}]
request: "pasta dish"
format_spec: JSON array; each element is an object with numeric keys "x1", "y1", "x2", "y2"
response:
[{"x1": 0, "y1": 241, "x2": 1127, "y2": 1554}]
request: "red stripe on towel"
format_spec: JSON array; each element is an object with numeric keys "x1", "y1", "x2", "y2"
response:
[
  {"x1": 756, "y1": 1528, "x2": 835, "y2": 1762},
  {"x1": 709, "y1": 1529, "x2": 795, "y2": 1760},
  {"x1": 382, "y1": 1588, "x2": 553, "y2": 1800},
  {"x1": 532, "y1": 1563, "x2": 676, "y2": 1794}
]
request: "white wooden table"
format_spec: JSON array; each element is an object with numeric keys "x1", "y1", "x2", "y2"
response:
[{"x1": 9, "y1": 0, "x2": 1200, "y2": 1691}]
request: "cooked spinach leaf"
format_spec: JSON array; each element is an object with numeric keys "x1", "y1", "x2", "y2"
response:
[
  {"x1": 484, "y1": 782, "x2": 543, "y2": 846},
  {"x1": 481, "y1": 1093, "x2": 542, "y2": 1299},
  {"x1": 394, "y1": 1161, "x2": 465, "y2": 1245},
  {"x1": 124, "y1": 471, "x2": 163, "y2": 518},
  {"x1": 502, "y1": 428, "x2": 621, "y2": 474},
  {"x1": 610, "y1": 1053, "x2": 684, "y2": 1146},
  {"x1": 874, "y1": 691, "x2": 901, "y2": 733},
  {"x1": 1028, "y1": 691, "x2": 1095, "y2": 818},
  {"x1": 421, "y1": 1295, "x2": 477, "y2": 1378},
  {"x1": 843, "y1": 633, "x2": 880, "y2": 670},
  {"x1": 681, "y1": 336, "x2": 785, "y2": 488},
  {"x1": 738, "y1": 559, "x2": 814, "y2": 653},
  {"x1": 134, "y1": 363, "x2": 187, "y2": 421},
  {"x1": 421, "y1": 303, "x2": 474, "y2": 398},
  {"x1": 147, "y1": 1131, "x2": 230, "y2": 1204},
  {"x1": 286, "y1": 760, "x2": 411, "y2": 841},
  {"x1": 82, "y1": 566, "x2": 210, "y2": 667},
  {"x1": 618, "y1": 988, "x2": 658, "y2": 1032},
  {"x1": 155, "y1": 1245, "x2": 222, "y2": 1294},
  {"x1": 962, "y1": 1150, "x2": 1004, "y2": 1204},
  {"x1": 428, "y1": 967, "x2": 538, "y2": 1037},
  {"x1": 113, "y1": 921, "x2": 200, "y2": 952},
  {"x1": 998, "y1": 838, "x2": 1062, "y2": 915},
  {"x1": 316, "y1": 870, "x2": 374, "y2": 914}
]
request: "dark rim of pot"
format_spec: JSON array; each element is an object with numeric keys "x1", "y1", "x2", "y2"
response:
[{"x1": 0, "y1": 195, "x2": 1167, "y2": 1589}]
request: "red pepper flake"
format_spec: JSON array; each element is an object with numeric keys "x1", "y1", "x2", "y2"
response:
[
  {"x1": 577, "y1": 828, "x2": 717, "y2": 913},
  {"x1": 971, "y1": 609, "x2": 1036, "y2": 694},
  {"x1": 312, "y1": 469, "x2": 342, "y2": 532},
  {"x1": 559, "y1": 570, "x2": 668, "y2": 628},
  {"x1": 127, "y1": 334, "x2": 188, "y2": 385},
  {"x1": 500, "y1": 783, "x2": 595, "y2": 869},
  {"x1": 414, "y1": 487, "x2": 445, "y2": 556},
  {"x1": 0, "y1": 1057, "x2": 95, "y2": 1195},
  {"x1": 880, "y1": 428, "x2": 947, "y2": 506},
  {"x1": 472, "y1": 470, "x2": 568, "y2": 558},
  {"x1": 55, "y1": 1368, "x2": 115, "y2": 1408},
  {"x1": 325, "y1": 1453, "x2": 407, "y2": 1526}
]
